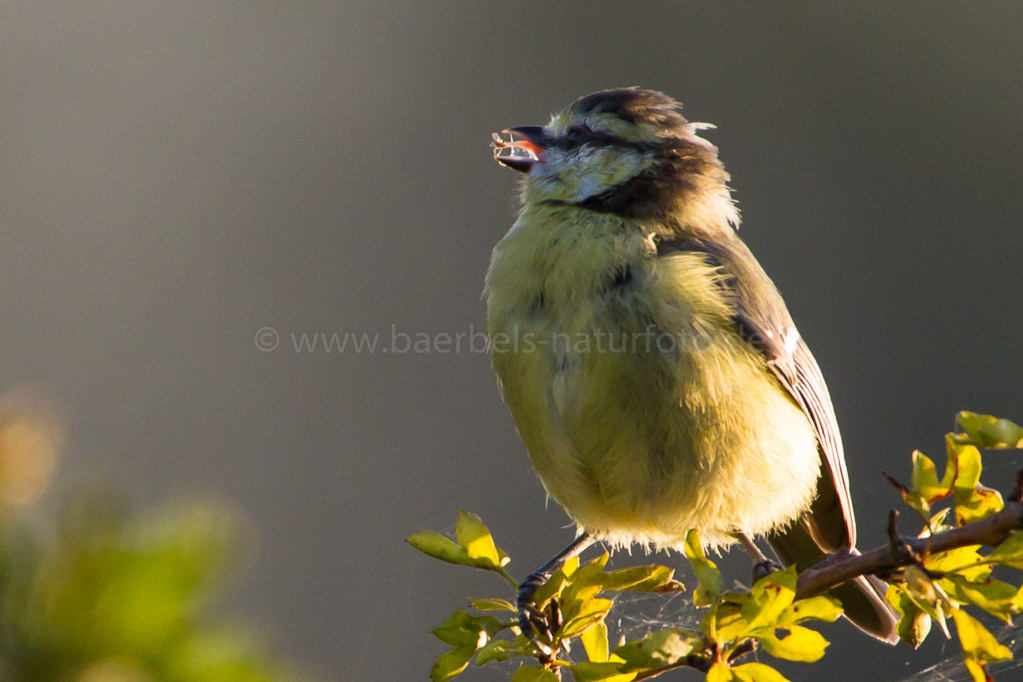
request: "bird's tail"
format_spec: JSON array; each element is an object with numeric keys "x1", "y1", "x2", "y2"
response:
[{"x1": 768, "y1": 521, "x2": 899, "y2": 644}]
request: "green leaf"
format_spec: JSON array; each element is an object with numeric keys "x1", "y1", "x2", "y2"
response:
[
  {"x1": 596, "y1": 565, "x2": 683, "y2": 593},
  {"x1": 571, "y1": 553, "x2": 611, "y2": 586},
  {"x1": 432, "y1": 611, "x2": 481, "y2": 647},
  {"x1": 707, "y1": 662, "x2": 792, "y2": 682},
  {"x1": 962, "y1": 659, "x2": 989, "y2": 682},
  {"x1": 956, "y1": 487, "x2": 1004, "y2": 525},
  {"x1": 778, "y1": 595, "x2": 842, "y2": 626},
  {"x1": 569, "y1": 661, "x2": 637, "y2": 682},
  {"x1": 952, "y1": 608, "x2": 1012, "y2": 675},
  {"x1": 946, "y1": 440, "x2": 1004, "y2": 524},
  {"x1": 431, "y1": 611, "x2": 504, "y2": 647},
  {"x1": 887, "y1": 584, "x2": 932, "y2": 649},
  {"x1": 948, "y1": 437, "x2": 982, "y2": 493},
  {"x1": 755, "y1": 625, "x2": 829, "y2": 662},
  {"x1": 924, "y1": 508, "x2": 953, "y2": 535},
  {"x1": 511, "y1": 665, "x2": 560, "y2": 682},
  {"x1": 469, "y1": 597, "x2": 516, "y2": 612},
  {"x1": 475, "y1": 637, "x2": 532, "y2": 665},
  {"x1": 612, "y1": 629, "x2": 704, "y2": 670},
  {"x1": 455, "y1": 509, "x2": 503, "y2": 567},
  {"x1": 729, "y1": 662, "x2": 793, "y2": 682},
  {"x1": 430, "y1": 645, "x2": 475, "y2": 681},
  {"x1": 531, "y1": 555, "x2": 579, "y2": 610},
  {"x1": 684, "y1": 529, "x2": 722, "y2": 607},
  {"x1": 955, "y1": 412, "x2": 1023, "y2": 449},
  {"x1": 560, "y1": 597, "x2": 614, "y2": 638},
  {"x1": 580, "y1": 621, "x2": 609, "y2": 662},
  {"x1": 910, "y1": 450, "x2": 951, "y2": 513},
  {"x1": 925, "y1": 545, "x2": 989, "y2": 582},
  {"x1": 989, "y1": 531, "x2": 1023, "y2": 570},
  {"x1": 742, "y1": 567, "x2": 797, "y2": 633},
  {"x1": 706, "y1": 663, "x2": 734, "y2": 682},
  {"x1": 940, "y1": 575, "x2": 1022, "y2": 623},
  {"x1": 713, "y1": 595, "x2": 753, "y2": 642},
  {"x1": 407, "y1": 531, "x2": 476, "y2": 568},
  {"x1": 563, "y1": 582, "x2": 603, "y2": 608},
  {"x1": 901, "y1": 566, "x2": 950, "y2": 638}
]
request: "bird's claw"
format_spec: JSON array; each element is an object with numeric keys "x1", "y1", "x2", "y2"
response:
[
  {"x1": 517, "y1": 569, "x2": 562, "y2": 660},
  {"x1": 752, "y1": 558, "x2": 783, "y2": 582}
]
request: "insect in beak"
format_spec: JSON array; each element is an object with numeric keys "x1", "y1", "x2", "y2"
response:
[{"x1": 492, "y1": 126, "x2": 546, "y2": 172}]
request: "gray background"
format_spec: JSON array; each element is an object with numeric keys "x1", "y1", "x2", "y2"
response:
[{"x1": 2, "y1": 2, "x2": 1021, "y2": 680}]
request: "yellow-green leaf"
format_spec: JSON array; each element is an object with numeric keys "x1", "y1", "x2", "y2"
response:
[
  {"x1": 962, "y1": 659, "x2": 989, "y2": 682},
  {"x1": 563, "y1": 583, "x2": 603, "y2": 606},
  {"x1": 432, "y1": 611, "x2": 481, "y2": 647},
  {"x1": 475, "y1": 635, "x2": 532, "y2": 665},
  {"x1": 955, "y1": 487, "x2": 1004, "y2": 525},
  {"x1": 955, "y1": 412, "x2": 1023, "y2": 449},
  {"x1": 561, "y1": 597, "x2": 613, "y2": 638},
  {"x1": 925, "y1": 545, "x2": 989, "y2": 582},
  {"x1": 743, "y1": 567, "x2": 797, "y2": 633},
  {"x1": 569, "y1": 661, "x2": 637, "y2": 682},
  {"x1": 407, "y1": 531, "x2": 475, "y2": 567},
  {"x1": 455, "y1": 510, "x2": 501, "y2": 567},
  {"x1": 923, "y1": 508, "x2": 953, "y2": 536},
  {"x1": 532, "y1": 562, "x2": 574, "y2": 610},
  {"x1": 778, "y1": 595, "x2": 842, "y2": 626},
  {"x1": 580, "y1": 621, "x2": 609, "y2": 662},
  {"x1": 941, "y1": 575, "x2": 1021, "y2": 623},
  {"x1": 901, "y1": 567, "x2": 950, "y2": 638},
  {"x1": 597, "y1": 565, "x2": 682, "y2": 592},
  {"x1": 708, "y1": 662, "x2": 792, "y2": 682},
  {"x1": 571, "y1": 553, "x2": 611, "y2": 588},
  {"x1": 511, "y1": 665, "x2": 560, "y2": 682},
  {"x1": 952, "y1": 608, "x2": 1012, "y2": 670},
  {"x1": 951, "y1": 442, "x2": 983, "y2": 491},
  {"x1": 755, "y1": 624, "x2": 829, "y2": 662},
  {"x1": 887, "y1": 584, "x2": 932, "y2": 649},
  {"x1": 684, "y1": 529, "x2": 722, "y2": 607},
  {"x1": 469, "y1": 597, "x2": 516, "y2": 612},
  {"x1": 430, "y1": 645, "x2": 475, "y2": 681},
  {"x1": 988, "y1": 531, "x2": 1023, "y2": 570},
  {"x1": 728, "y1": 662, "x2": 792, "y2": 682},
  {"x1": 912, "y1": 450, "x2": 951, "y2": 506},
  {"x1": 432, "y1": 610, "x2": 504, "y2": 647},
  {"x1": 714, "y1": 595, "x2": 752, "y2": 642},
  {"x1": 612, "y1": 629, "x2": 703, "y2": 670},
  {"x1": 706, "y1": 663, "x2": 735, "y2": 682}
]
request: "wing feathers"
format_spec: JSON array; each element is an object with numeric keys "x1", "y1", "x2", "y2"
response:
[{"x1": 654, "y1": 234, "x2": 855, "y2": 549}]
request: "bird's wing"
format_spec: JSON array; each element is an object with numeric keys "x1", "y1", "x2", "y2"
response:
[{"x1": 655, "y1": 235, "x2": 855, "y2": 550}]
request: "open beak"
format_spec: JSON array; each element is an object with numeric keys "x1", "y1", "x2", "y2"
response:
[{"x1": 491, "y1": 126, "x2": 546, "y2": 173}]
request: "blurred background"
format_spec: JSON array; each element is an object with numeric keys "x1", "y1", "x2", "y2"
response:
[{"x1": 1, "y1": 1, "x2": 1021, "y2": 680}]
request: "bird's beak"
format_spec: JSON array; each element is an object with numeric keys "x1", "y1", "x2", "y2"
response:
[{"x1": 491, "y1": 126, "x2": 546, "y2": 173}]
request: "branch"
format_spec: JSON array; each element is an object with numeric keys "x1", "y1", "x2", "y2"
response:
[{"x1": 796, "y1": 499, "x2": 1023, "y2": 601}]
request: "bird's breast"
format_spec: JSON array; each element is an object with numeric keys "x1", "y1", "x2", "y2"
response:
[
  {"x1": 484, "y1": 206, "x2": 819, "y2": 549},
  {"x1": 485, "y1": 207, "x2": 710, "y2": 489}
]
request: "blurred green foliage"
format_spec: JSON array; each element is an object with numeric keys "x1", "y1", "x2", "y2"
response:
[{"x1": 0, "y1": 399, "x2": 314, "y2": 682}]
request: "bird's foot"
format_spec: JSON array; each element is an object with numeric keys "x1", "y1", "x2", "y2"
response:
[
  {"x1": 517, "y1": 569, "x2": 564, "y2": 662},
  {"x1": 752, "y1": 558, "x2": 783, "y2": 582}
]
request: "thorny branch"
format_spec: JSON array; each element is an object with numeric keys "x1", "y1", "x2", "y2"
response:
[{"x1": 795, "y1": 469, "x2": 1023, "y2": 602}]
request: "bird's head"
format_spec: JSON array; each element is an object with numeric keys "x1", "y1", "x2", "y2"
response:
[{"x1": 492, "y1": 88, "x2": 738, "y2": 227}]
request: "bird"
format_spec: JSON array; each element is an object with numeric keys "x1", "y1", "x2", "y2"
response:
[{"x1": 484, "y1": 87, "x2": 898, "y2": 649}]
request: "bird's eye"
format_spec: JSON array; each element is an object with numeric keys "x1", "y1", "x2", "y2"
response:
[{"x1": 565, "y1": 125, "x2": 592, "y2": 147}]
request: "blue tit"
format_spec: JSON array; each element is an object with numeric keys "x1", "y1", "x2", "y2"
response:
[{"x1": 486, "y1": 88, "x2": 897, "y2": 645}]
